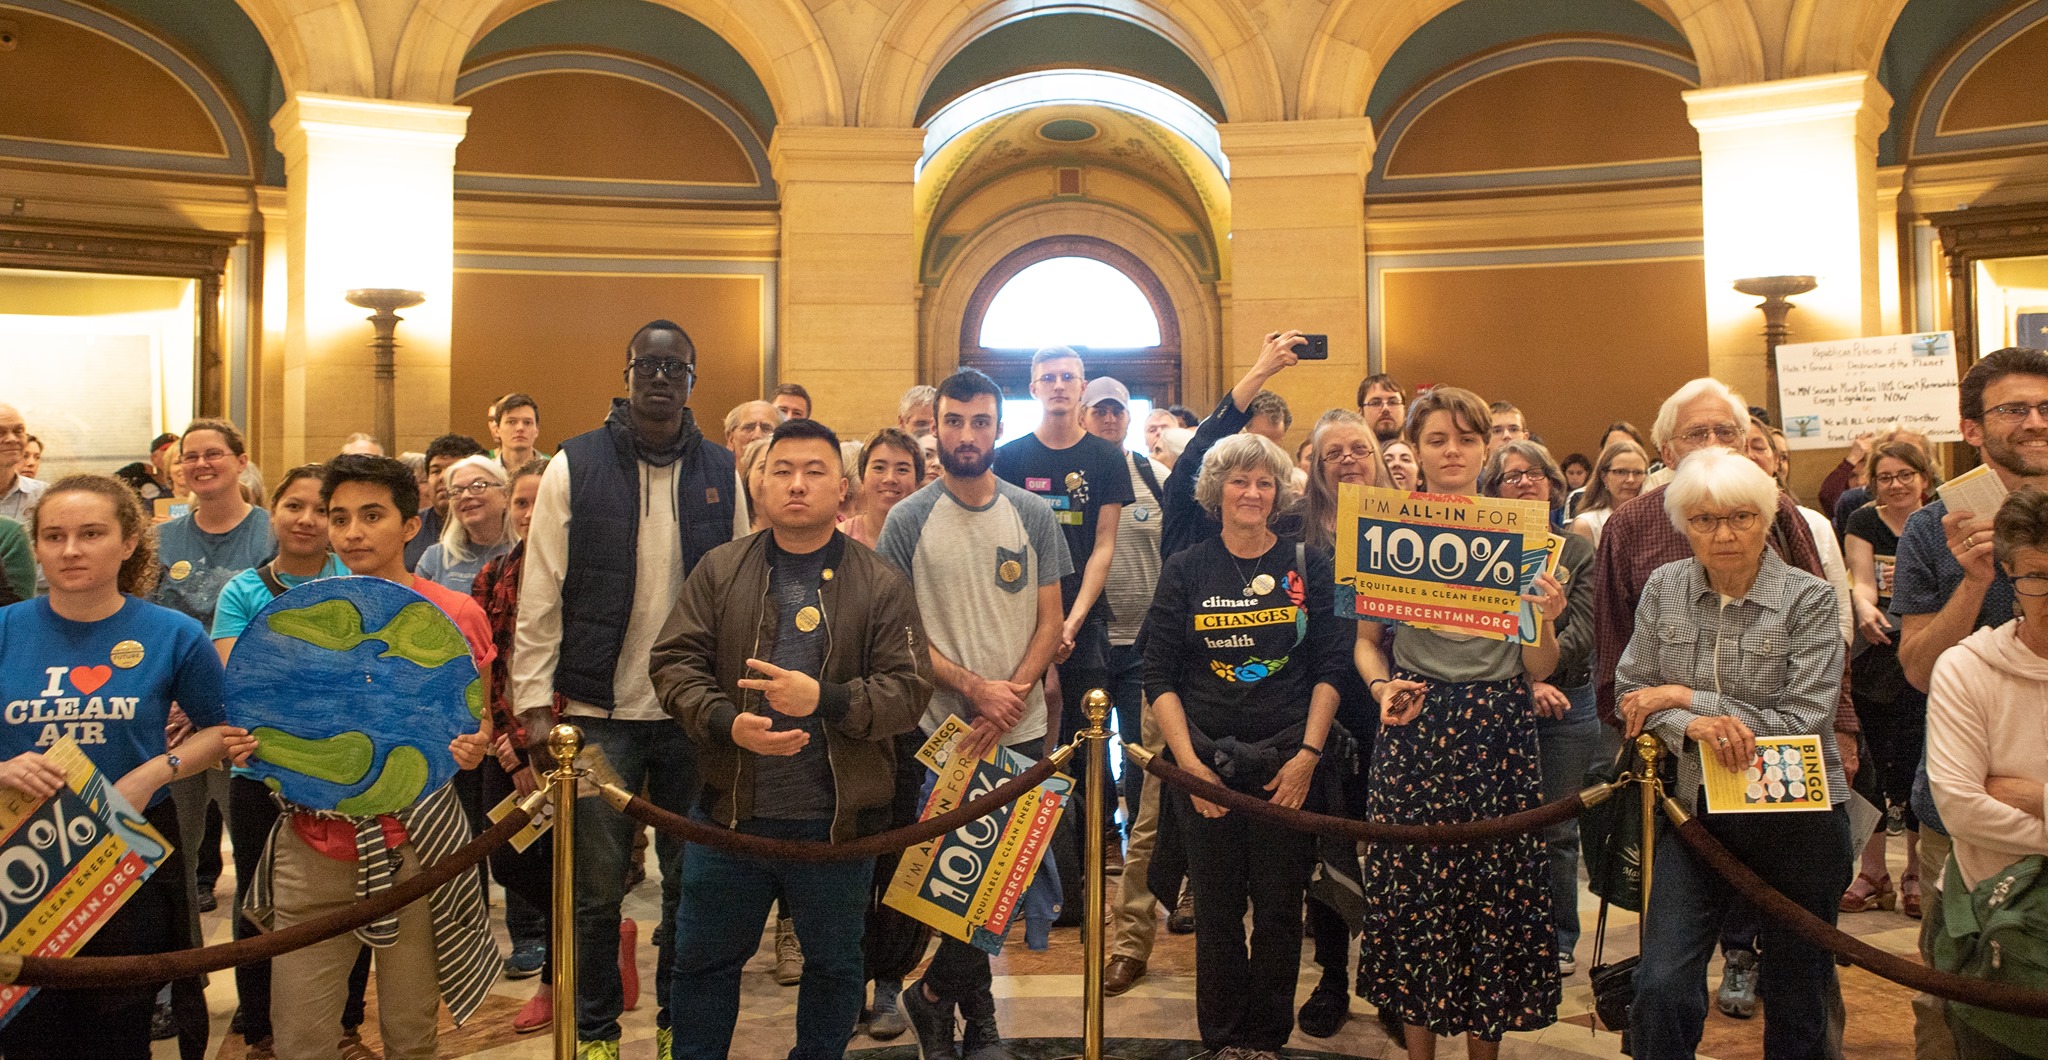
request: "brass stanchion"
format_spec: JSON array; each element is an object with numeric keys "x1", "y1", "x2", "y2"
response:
[
  {"x1": 1635, "y1": 733, "x2": 1664, "y2": 911},
  {"x1": 548, "y1": 724, "x2": 584, "y2": 1060},
  {"x1": 1058, "y1": 689, "x2": 1120, "y2": 1060}
]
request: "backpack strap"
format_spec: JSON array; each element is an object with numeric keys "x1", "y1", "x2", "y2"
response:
[
  {"x1": 256, "y1": 561, "x2": 290, "y2": 599},
  {"x1": 1131, "y1": 452, "x2": 1163, "y2": 502}
]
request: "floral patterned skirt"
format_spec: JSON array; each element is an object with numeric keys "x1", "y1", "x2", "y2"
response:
[{"x1": 1357, "y1": 672, "x2": 1560, "y2": 1040}]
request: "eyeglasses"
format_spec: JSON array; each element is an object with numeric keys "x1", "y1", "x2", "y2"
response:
[
  {"x1": 1982, "y1": 401, "x2": 2048, "y2": 424},
  {"x1": 179, "y1": 449, "x2": 233, "y2": 466},
  {"x1": 1686, "y1": 510, "x2": 1761, "y2": 534},
  {"x1": 1606, "y1": 468, "x2": 1648, "y2": 480},
  {"x1": 1035, "y1": 372, "x2": 1080, "y2": 386},
  {"x1": 2013, "y1": 574, "x2": 2048, "y2": 598},
  {"x1": 628, "y1": 357, "x2": 694, "y2": 380},
  {"x1": 1496, "y1": 469, "x2": 1547, "y2": 486},
  {"x1": 1677, "y1": 424, "x2": 1744, "y2": 447},
  {"x1": 1362, "y1": 398, "x2": 1404, "y2": 410},
  {"x1": 1322, "y1": 445, "x2": 1376, "y2": 464},
  {"x1": 447, "y1": 480, "x2": 503, "y2": 497},
  {"x1": 1873, "y1": 470, "x2": 1921, "y2": 486}
]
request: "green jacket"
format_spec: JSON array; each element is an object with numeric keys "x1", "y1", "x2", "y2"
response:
[
  {"x1": 0, "y1": 518, "x2": 31, "y2": 605},
  {"x1": 650, "y1": 530, "x2": 932, "y2": 843}
]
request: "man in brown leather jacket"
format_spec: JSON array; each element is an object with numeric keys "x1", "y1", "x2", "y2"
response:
[{"x1": 650, "y1": 416, "x2": 932, "y2": 1060}]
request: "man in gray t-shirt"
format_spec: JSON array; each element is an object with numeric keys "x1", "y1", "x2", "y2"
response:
[{"x1": 876, "y1": 369, "x2": 1069, "y2": 1059}]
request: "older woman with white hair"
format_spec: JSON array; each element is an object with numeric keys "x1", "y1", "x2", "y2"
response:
[
  {"x1": 1143, "y1": 432, "x2": 1351, "y2": 1060},
  {"x1": 416, "y1": 453, "x2": 513, "y2": 596},
  {"x1": 1617, "y1": 448, "x2": 1850, "y2": 1060}
]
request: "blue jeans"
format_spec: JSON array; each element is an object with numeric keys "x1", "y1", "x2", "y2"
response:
[
  {"x1": 1535, "y1": 682, "x2": 1602, "y2": 957},
  {"x1": 1105, "y1": 641, "x2": 1145, "y2": 823},
  {"x1": 571, "y1": 715, "x2": 700, "y2": 1042},
  {"x1": 1632, "y1": 798, "x2": 1850, "y2": 1059},
  {"x1": 669, "y1": 816, "x2": 871, "y2": 1060}
]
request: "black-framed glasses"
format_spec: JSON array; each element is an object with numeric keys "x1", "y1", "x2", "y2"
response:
[
  {"x1": 1322, "y1": 444, "x2": 1376, "y2": 464},
  {"x1": 1873, "y1": 470, "x2": 1921, "y2": 486},
  {"x1": 447, "y1": 480, "x2": 503, "y2": 497},
  {"x1": 179, "y1": 449, "x2": 233, "y2": 466},
  {"x1": 629, "y1": 357, "x2": 694, "y2": 381},
  {"x1": 1678, "y1": 424, "x2": 1744, "y2": 447},
  {"x1": 1982, "y1": 401, "x2": 2048, "y2": 424},
  {"x1": 1497, "y1": 469, "x2": 1546, "y2": 486},
  {"x1": 1686, "y1": 510, "x2": 1761, "y2": 534},
  {"x1": 2013, "y1": 574, "x2": 2048, "y2": 597},
  {"x1": 1362, "y1": 398, "x2": 1404, "y2": 410}
]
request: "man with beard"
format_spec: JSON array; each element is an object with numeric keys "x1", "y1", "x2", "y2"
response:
[
  {"x1": 512, "y1": 319, "x2": 737, "y2": 1060},
  {"x1": 1891, "y1": 346, "x2": 2048, "y2": 1060},
  {"x1": 1356, "y1": 373, "x2": 1407, "y2": 444},
  {"x1": 877, "y1": 367, "x2": 1070, "y2": 1060}
]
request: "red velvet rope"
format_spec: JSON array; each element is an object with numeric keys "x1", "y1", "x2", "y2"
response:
[
  {"x1": 1142, "y1": 753, "x2": 1594, "y2": 843},
  {"x1": 612, "y1": 752, "x2": 1064, "y2": 862}
]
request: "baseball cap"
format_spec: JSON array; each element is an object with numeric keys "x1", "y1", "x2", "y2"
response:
[
  {"x1": 149, "y1": 432, "x2": 180, "y2": 455},
  {"x1": 1081, "y1": 376, "x2": 1131, "y2": 408}
]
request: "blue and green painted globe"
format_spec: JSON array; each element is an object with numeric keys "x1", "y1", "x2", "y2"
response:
[{"x1": 225, "y1": 576, "x2": 482, "y2": 815}]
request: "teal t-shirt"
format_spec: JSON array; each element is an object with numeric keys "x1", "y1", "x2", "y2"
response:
[{"x1": 209, "y1": 554, "x2": 349, "y2": 642}]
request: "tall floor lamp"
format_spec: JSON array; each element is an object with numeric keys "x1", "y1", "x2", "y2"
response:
[
  {"x1": 1732, "y1": 275, "x2": 1817, "y2": 426},
  {"x1": 346, "y1": 288, "x2": 425, "y2": 455}
]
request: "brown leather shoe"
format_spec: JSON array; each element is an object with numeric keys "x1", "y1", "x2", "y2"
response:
[{"x1": 1103, "y1": 955, "x2": 1146, "y2": 997}]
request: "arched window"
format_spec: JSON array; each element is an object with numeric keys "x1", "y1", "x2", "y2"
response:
[
  {"x1": 961, "y1": 237, "x2": 1181, "y2": 406},
  {"x1": 978, "y1": 257, "x2": 1161, "y2": 349}
]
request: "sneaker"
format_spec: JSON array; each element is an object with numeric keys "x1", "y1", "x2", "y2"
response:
[
  {"x1": 773, "y1": 917, "x2": 803, "y2": 986},
  {"x1": 577, "y1": 1041, "x2": 621, "y2": 1060},
  {"x1": 505, "y1": 938, "x2": 546, "y2": 980},
  {"x1": 150, "y1": 1000, "x2": 177, "y2": 1040},
  {"x1": 868, "y1": 981, "x2": 908, "y2": 1040},
  {"x1": 512, "y1": 991, "x2": 552, "y2": 1033},
  {"x1": 1297, "y1": 982, "x2": 1349, "y2": 1038},
  {"x1": 1716, "y1": 949, "x2": 1758, "y2": 1019},
  {"x1": 337, "y1": 1031, "x2": 380, "y2": 1060},
  {"x1": 618, "y1": 919, "x2": 640, "y2": 1012},
  {"x1": 657, "y1": 1027, "x2": 672, "y2": 1060},
  {"x1": 962, "y1": 1013, "x2": 1009, "y2": 1060},
  {"x1": 899, "y1": 979, "x2": 956, "y2": 1059},
  {"x1": 1167, "y1": 886, "x2": 1196, "y2": 934},
  {"x1": 1559, "y1": 953, "x2": 1578, "y2": 976}
]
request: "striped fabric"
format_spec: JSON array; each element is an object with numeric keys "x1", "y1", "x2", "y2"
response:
[{"x1": 243, "y1": 782, "x2": 501, "y2": 1024}]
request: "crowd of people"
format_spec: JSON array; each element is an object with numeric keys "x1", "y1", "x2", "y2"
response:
[{"x1": 0, "y1": 327, "x2": 2043, "y2": 1060}]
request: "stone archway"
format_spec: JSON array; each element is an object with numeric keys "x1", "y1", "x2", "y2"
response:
[
  {"x1": 1783, "y1": 0, "x2": 1913, "y2": 79},
  {"x1": 232, "y1": 0, "x2": 377, "y2": 96},
  {"x1": 388, "y1": 0, "x2": 843, "y2": 122},
  {"x1": 859, "y1": 0, "x2": 1284, "y2": 128},
  {"x1": 923, "y1": 201, "x2": 1222, "y2": 404}
]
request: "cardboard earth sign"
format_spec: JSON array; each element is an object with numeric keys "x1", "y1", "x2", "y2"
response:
[{"x1": 224, "y1": 576, "x2": 481, "y2": 815}]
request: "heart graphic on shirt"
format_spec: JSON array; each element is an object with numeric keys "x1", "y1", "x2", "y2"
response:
[{"x1": 70, "y1": 665, "x2": 112, "y2": 695}]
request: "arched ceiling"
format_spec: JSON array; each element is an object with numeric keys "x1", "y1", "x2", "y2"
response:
[
  {"x1": 916, "y1": 103, "x2": 1228, "y2": 283},
  {"x1": 914, "y1": 12, "x2": 1225, "y2": 123},
  {"x1": 1364, "y1": 0, "x2": 1690, "y2": 122},
  {"x1": 56, "y1": 0, "x2": 287, "y2": 182},
  {"x1": 1875, "y1": 0, "x2": 2024, "y2": 164},
  {"x1": 463, "y1": 0, "x2": 775, "y2": 135}
]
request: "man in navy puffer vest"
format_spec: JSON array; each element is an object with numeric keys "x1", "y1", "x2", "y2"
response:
[{"x1": 512, "y1": 320, "x2": 736, "y2": 1059}]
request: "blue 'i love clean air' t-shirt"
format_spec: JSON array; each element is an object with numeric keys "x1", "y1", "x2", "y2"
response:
[{"x1": 0, "y1": 597, "x2": 226, "y2": 805}]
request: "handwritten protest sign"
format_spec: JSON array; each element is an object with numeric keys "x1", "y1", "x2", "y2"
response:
[
  {"x1": 0, "y1": 738, "x2": 169, "y2": 1029},
  {"x1": 1776, "y1": 332, "x2": 1963, "y2": 450},
  {"x1": 1335, "y1": 483, "x2": 1559, "y2": 643},
  {"x1": 885, "y1": 717, "x2": 1070, "y2": 954}
]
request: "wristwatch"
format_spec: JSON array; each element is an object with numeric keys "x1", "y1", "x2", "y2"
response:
[{"x1": 166, "y1": 753, "x2": 182, "y2": 780}]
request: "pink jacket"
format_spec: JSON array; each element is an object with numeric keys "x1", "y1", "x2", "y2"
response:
[{"x1": 1926, "y1": 621, "x2": 2048, "y2": 890}]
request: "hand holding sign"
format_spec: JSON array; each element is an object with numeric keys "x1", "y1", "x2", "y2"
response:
[{"x1": 0, "y1": 752, "x2": 66, "y2": 800}]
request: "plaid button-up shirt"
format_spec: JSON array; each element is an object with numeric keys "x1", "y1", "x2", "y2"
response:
[{"x1": 1615, "y1": 549, "x2": 1848, "y2": 806}]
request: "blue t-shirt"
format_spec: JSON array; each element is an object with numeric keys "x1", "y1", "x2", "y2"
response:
[
  {"x1": 0, "y1": 597, "x2": 226, "y2": 805},
  {"x1": 211, "y1": 555, "x2": 350, "y2": 642},
  {"x1": 416, "y1": 538, "x2": 513, "y2": 599},
  {"x1": 154, "y1": 508, "x2": 275, "y2": 630}
]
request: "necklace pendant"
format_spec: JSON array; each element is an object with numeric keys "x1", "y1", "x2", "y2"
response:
[{"x1": 1251, "y1": 573, "x2": 1275, "y2": 595}]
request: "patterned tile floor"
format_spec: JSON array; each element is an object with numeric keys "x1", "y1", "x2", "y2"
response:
[{"x1": 172, "y1": 840, "x2": 1924, "y2": 1059}]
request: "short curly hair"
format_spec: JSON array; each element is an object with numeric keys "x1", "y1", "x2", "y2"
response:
[{"x1": 1194, "y1": 433, "x2": 1299, "y2": 522}]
